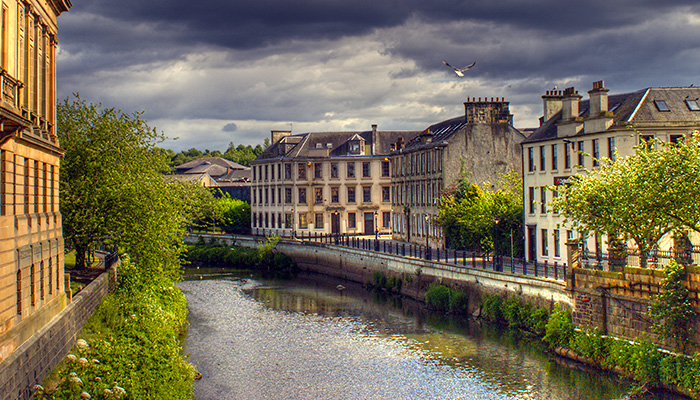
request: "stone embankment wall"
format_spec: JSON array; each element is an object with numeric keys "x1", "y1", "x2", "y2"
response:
[{"x1": 0, "y1": 264, "x2": 118, "y2": 400}]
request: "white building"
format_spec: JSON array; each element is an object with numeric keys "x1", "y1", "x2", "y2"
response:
[{"x1": 522, "y1": 81, "x2": 700, "y2": 264}]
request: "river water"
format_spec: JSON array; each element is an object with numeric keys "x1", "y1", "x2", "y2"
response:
[{"x1": 180, "y1": 270, "x2": 683, "y2": 400}]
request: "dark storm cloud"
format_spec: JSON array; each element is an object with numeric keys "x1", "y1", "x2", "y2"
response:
[{"x1": 222, "y1": 123, "x2": 238, "y2": 132}]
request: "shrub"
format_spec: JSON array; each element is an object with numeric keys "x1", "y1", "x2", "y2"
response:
[
  {"x1": 569, "y1": 328, "x2": 608, "y2": 363},
  {"x1": 449, "y1": 290, "x2": 469, "y2": 314},
  {"x1": 543, "y1": 305, "x2": 574, "y2": 348},
  {"x1": 527, "y1": 307, "x2": 549, "y2": 336},
  {"x1": 373, "y1": 272, "x2": 388, "y2": 289},
  {"x1": 481, "y1": 295, "x2": 503, "y2": 322},
  {"x1": 426, "y1": 284, "x2": 451, "y2": 311}
]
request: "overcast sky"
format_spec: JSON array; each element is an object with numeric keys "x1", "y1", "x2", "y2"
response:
[{"x1": 56, "y1": 0, "x2": 700, "y2": 152}]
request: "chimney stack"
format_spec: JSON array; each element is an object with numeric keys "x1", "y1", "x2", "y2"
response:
[
  {"x1": 561, "y1": 87, "x2": 582, "y2": 121},
  {"x1": 542, "y1": 90, "x2": 563, "y2": 124},
  {"x1": 271, "y1": 130, "x2": 292, "y2": 145},
  {"x1": 588, "y1": 80, "x2": 609, "y2": 117},
  {"x1": 371, "y1": 124, "x2": 378, "y2": 155}
]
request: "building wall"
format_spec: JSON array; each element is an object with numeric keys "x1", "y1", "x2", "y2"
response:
[
  {"x1": 0, "y1": 0, "x2": 70, "y2": 364},
  {"x1": 251, "y1": 157, "x2": 393, "y2": 237}
]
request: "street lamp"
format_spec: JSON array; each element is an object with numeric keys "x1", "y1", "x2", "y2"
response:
[
  {"x1": 333, "y1": 211, "x2": 339, "y2": 244},
  {"x1": 291, "y1": 208, "x2": 295, "y2": 239},
  {"x1": 494, "y1": 217, "x2": 501, "y2": 271}
]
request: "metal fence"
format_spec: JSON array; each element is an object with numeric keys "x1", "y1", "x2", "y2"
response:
[
  {"x1": 293, "y1": 232, "x2": 566, "y2": 281},
  {"x1": 579, "y1": 246, "x2": 700, "y2": 270}
]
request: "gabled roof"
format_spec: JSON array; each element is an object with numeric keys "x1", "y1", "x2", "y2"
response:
[
  {"x1": 523, "y1": 87, "x2": 700, "y2": 144},
  {"x1": 398, "y1": 116, "x2": 468, "y2": 152},
  {"x1": 174, "y1": 157, "x2": 247, "y2": 172}
]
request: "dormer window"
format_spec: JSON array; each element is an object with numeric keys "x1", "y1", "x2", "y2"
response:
[
  {"x1": 685, "y1": 99, "x2": 700, "y2": 111},
  {"x1": 654, "y1": 100, "x2": 670, "y2": 112}
]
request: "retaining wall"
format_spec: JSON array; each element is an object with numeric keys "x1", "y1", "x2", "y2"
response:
[{"x1": 0, "y1": 264, "x2": 117, "y2": 400}]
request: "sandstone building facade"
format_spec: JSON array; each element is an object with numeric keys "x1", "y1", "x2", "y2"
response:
[
  {"x1": 522, "y1": 81, "x2": 700, "y2": 264},
  {"x1": 251, "y1": 126, "x2": 419, "y2": 238},
  {"x1": 390, "y1": 98, "x2": 526, "y2": 248},
  {"x1": 0, "y1": 0, "x2": 71, "y2": 362}
]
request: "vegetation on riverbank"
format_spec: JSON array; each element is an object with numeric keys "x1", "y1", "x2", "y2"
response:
[
  {"x1": 35, "y1": 258, "x2": 195, "y2": 400},
  {"x1": 185, "y1": 236, "x2": 297, "y2": 275},
  {"x1": 480, "y1": 292, "x2": 700, "y2": 398}
]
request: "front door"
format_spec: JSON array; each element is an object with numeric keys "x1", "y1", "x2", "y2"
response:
[
  {"x1": 331, "y1": 212, "x2": 340, "y2": 234},
  {"x1": 527, "y1": 225, "x2": 537, "y2": 261},
  {"x1": 364, "y1": 212, "x2": 374, "y2": 235}
]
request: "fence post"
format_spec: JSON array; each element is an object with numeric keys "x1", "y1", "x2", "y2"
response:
[
  {"x1": 554, "y1": 261, "x2": 558, "y2": 280},
  {"x1": 534, "y1": 261, "x2": 538, "y2": 277},
  {"x1": 463, "y1": 251, "x2": 466, "y2": 266},
  {"x1": 544, "y1": 260, "x2": 549, "y2": 278},
  {"x1": 402, "y1": 243, "x2": 406, "y2": 256},
  {"x1": 523, "y1": 260, "x2": 527, "y2": 275}
]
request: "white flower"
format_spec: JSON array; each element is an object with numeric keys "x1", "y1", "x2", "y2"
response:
[
  {"x1": 66, "y1": 354, "x2": 77, "y2": 361},
  {"x1": 92, "y1": 359, "x2": 100, "y2": 364},
  {"x1": 33, "y1": 384, "x2": 44, "y2": 392},
  {"x1": 78, "y1": 357, "x2": 89, "y2": 365},
  {"x1": 114, "y1": 386, "x2": 127, "y2": 395},
  {"x1": 104, "y1": 388, "x2": 113, "y2": 395},
  {"x1": 69, "y1": 376, "x2": 83, "y2": 385},
  {"x1": 69, "y1": 372, "x2": 78, "y2": 377},
  {"x1": 76, "y1": 339, "x2": 89, "y2": 350},
  {"x1": 80, "y1": 391, "x2": 91, "y2": 399}
]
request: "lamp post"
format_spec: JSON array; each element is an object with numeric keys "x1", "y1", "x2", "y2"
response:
[
  {"x1": 494, "y1": 217, "x2": 501, "y2": 271},
  {"x1": 291, "y1": 208, "x2": 295, "y2": 239},
  {"x1": 333, "y1": 210, "x2": 339, "y2": 244}
]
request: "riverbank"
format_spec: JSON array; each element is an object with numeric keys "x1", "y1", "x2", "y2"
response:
[{"x1": 34, "y1": 257, "x2": 196, "y2": 399}]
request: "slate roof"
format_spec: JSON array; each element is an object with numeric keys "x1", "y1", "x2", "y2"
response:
[
  {"x1": 523, "y1": 87, "x2": 700, "y2": 144},
  {"x1": 397, "y1": 116, "x2": 468, "y2": 152},
  {"x1": 174, "y1": 157, "x2": 247, "y2": 173},
  {"x1": 257, "y1": 130, "x2": 420, "y2": 161}
]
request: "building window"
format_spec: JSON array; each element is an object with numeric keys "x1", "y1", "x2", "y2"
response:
[
  {"x1": 285, "y1": 188, "x2": 292, "y2": 204},
  {"x1": 285, "y1": 163, "x2": 292, "y2": 179},
  {"x1": 30, "y1": 264, "x2": 35, "y2": 307},
  {"x1": 554, "y1": 230, "x2": 561, "y2": 258},
  {"x1": 362, "y1": 162, "x2": 370, "y2": 177},
  {"x1": 285, "y1": 213, "x2": 293, "y2": 228},
  {"x1": 264, "y1": 165, "x2": 269, "y2": 180},
  {"x1": 539, "y1": 146, "x2": 546, "y2": 171},
  {"x1": 640, "y1": 134, "x2": 654, "y2": 145},
  {"x1": 40, "y1": 261, "x2": 44, "y2": 300},
  {"x1": 577, "y1": 141, "x2": 585, "y2": 167},
  {"x1": 347, "y1": 162, "x2": 355, "y2": 178},
  {"x1": 382, "y1": 211, "x2": 390, "y2": 228},
  {"x1": 331, "y1": 187, "x2": 339, "y2": 203},
  {"x1": 382, "y1": 186, "x2": 390, "y2": 202},
  {"x1": 48, "y1": 257, "x2": 53, "y2": 295},
  {"x1": 607, "y1": 137, "x2": 616, "y2": 161},
  {"x1": 16, "y1": 268, "x2": 21, "y2": 315},
  {"x1": 528, "y1": 147, "x2": 535, "y2": 172},
  {"x1": 253, "y1": 166, "x2": 257, "y2": 181},
  {"x1": 315, "y1": 187, "x2": 323, "y2": 203},
  {"x1": 541, "y1": 229, "x2": 548, "y2": 256},
  {"x1": 298, "y1": 163, "x2": 306, "y2": 179},
  {"x1": 347, "y1": 187, "x2": 356, "y2": 203},
  {"x1": 540, "y1": 187, "x2": 547, "y2": 213},
  {"x1": 271, "y1": 213, "x2": 275, "y2": 228},
  {"x1": 381, "y1": 161, "x2": 390, "y2": 177},
  {"x1": 314, "y1": 163, "x2": 322, "y2": 179},
  {"x1": 654, "y1": 99, "x2": 670, "y2": 112},
  {"x1": 592, "y1": 139, "x2": 600, "y2": 167},
  {"x1": 331, "y1": 162, "x2": 339, "y2": 178},
  {"x1": 685, "y1": 99, "x2": 700, "y2": 111},
  {"x1": 349, "y1": 140, "x2": 362, "y2": 154},
  {"x1": 529, "y1": 187, "x2": 535, "y2": 214},
  {"x1": 270, "y1": 164, "x2": 275, "y2": 180},
  {"x1": 315, "y1": 213, "x2": 324, "y2": 229},
  {"x1": 564, "y1": 143, "x2": 571, "y2": 169},
  {"x1": 264, "y1": 188, "x2": 269, "y2": 204},
  {"x1": 551, "y1": 144, "x2": 558, "y2": 170},
  {"x1": 670, "y1": 134, "x2": 684, "y2": 143},
  {"x1": 348, "y1": 212, "x2": 356, "y2": 228},
  {"x1": 277, "y1": 164, "x2": 281, "y2": 180},
  {"x1": 298, "y1": 188, "x2": 306, "y2": 204},
  {"x1": 363, "y1": 186, "x2": 371, "y2": 203},
  {"x1": 299, "y1": 213, "x2": 308, "y2": 229}
]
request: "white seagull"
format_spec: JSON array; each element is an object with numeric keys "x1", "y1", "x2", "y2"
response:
[{"x1": 442, "y1": 60, "x2": 476, "y2": 77}]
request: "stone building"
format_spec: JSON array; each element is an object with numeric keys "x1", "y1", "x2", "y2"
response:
[
  {"x1": 522, "y1": 81, "x2": 700, "y2": 264},
  {"x1": 0, "y1": 0, "x2": 71, "y2": 362},
  {"x1": 390, "y1": 98, "x2": 526, "y2": 248},
  {"x1": 251, "y1": 126, "x2": 419, "y2": 238}
]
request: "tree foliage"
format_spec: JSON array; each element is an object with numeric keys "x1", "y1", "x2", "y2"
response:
[
  {"x1": 213, "y1": 192, "x2": 251, "y2": 233},
  {"x1": 550, "y1": 135, "x2": 700, "y2": 267},
  {"x1": 436, "y1": 170, "x2": 523, "y2": 255},
  {"x1": 649, "y1": 260, "x2": 695, "y2": 351},
  {"x1": 59, "y1": 96, "x2": 214, "y2": 275},
  {"x1": 167, "y1": 141, "x2": 264, "y2": 168}
]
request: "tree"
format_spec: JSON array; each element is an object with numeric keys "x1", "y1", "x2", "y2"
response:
[
  {"x1": 436, "y1": 171, "x2": 523, "y2": 256},
  {"x1": 59, "y1": 96, "x2": 213, "y2": 276},
  {"x1": 550, "y1": 136, "x2": 700, "y2": 267},
  {"x1": 213, "y1": 193, "x2": 251, "y2": 233},
  {"x1": 648, "y1": 260, "x2": 695, "y2": 351}
]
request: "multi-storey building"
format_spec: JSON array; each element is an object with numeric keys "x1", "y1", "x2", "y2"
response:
[
  {"x1": 251, "y1": 126, "x2": 419, "y2": 237},
  {"x1": 522, "y1": 81, "x2": 700, "y2": 264},
  {"x1": 391, "y1": 98, "x2": 526, "y2": 248},
  {"x1": 0, "y1": 0, "x2": 71, "y2": 362}
]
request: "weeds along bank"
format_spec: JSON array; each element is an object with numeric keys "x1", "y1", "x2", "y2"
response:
[{"x1": 34, "y1": 257, "x2": 195, "y2": 400}]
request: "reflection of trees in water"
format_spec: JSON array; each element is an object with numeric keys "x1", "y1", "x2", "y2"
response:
[{"x1": 240, "y1": 272, "x2": 656, "y2": 400}]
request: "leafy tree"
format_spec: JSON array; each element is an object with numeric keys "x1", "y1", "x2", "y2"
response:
[
  {"x1": 550, "y1": 136, "x2": 700, "y2": 267},
  {"x1": 213, "y1": 192, "x2": 251, "y2": 232},
  {"x1": 436, "y1": 171, "x2": 523, "y2": 256},
  {"x1": 649, "y1": 260, "x2": 695, "y2": 351},
  {"x1": 59, "y1": 96, "x2": 213, "y2": 276}
]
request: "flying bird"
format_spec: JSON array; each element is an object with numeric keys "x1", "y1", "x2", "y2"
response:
[{"x1": 442, "y1": 60, "x2": 476, "y2": 77}]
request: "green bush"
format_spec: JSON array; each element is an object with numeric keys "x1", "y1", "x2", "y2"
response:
[
  {"x1": 527, "y1": 307, "x2": 549, "y2": 336},
  {"x1": 373, "y1": 272, "x2": 388, "y2": 289},
  {"x1": 186, "y1": 242, "x2": 296, "y2": 274},
  {"x1": 543, "y1": 305, "x2": 574, "y2": 348},
  {"x1": 481, "y1": 294, "x2": 503, "y2": 322},
  {"x1": 449, "y1": 290, "x2": 469, "y2": 314},
  {"x1": 570, "y1": 328, "x2": 608, "y2": 363},
  {"x1": 426, "y1": 284, "x2": 451, "y2": 311}
]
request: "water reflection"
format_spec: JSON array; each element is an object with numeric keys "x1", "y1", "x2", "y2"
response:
[{"x1": 181, "y1": 270, "x2": 682, "y2": 400}]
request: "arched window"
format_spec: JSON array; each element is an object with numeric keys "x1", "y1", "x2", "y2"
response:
[{"x1": 16, "y1": 269, "x2": 22, "y2": 315}]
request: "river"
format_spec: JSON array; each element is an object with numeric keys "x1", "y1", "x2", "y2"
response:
[{"x1": 180, "y1": 269, "x2": 684, "y2": 400}]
